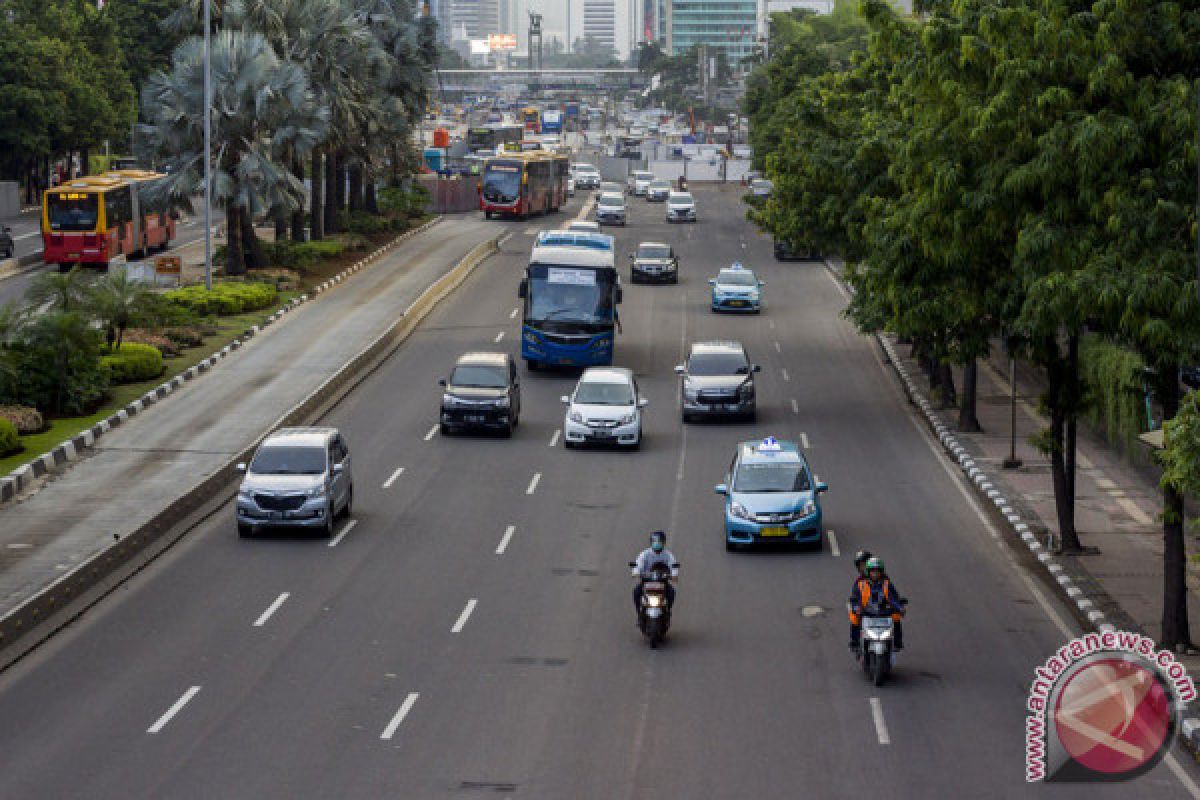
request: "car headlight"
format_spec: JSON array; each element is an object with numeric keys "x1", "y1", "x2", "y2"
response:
[
  {"x1": 618, "y1": 413, "x2": 635, "y2": 425},
  {"x1": 730, "y1": 501, "x2": 754, "y2": 521},
  {"x1": 738, "y1": 383, "x2": 755, "y2": 398},
  {"x1": 304, "y1": 485, "x2": 326, "y2": 498},
  {"x1": 569, "y1": 410, "x2": 583, "y2": 423},
  {"x1": 523, "y1": 331, "x2": 539, "y2": 345},
  {"x1": 494, "y1": 396, "x2": 510, "y2": 409},
  {"x1": 801, "y1": 501, "x2": 817, "y2": 516},
  {"x1": 682, "y1": 383, "x2": 699, "y2": 400},
  {"x1": 237, "y1": 489, "x2": 252, "y2": 502}
]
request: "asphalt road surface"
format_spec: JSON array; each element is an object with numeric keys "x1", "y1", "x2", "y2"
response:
[{"x1": 0, "y1": 187, "x2": 1195, "y2": 799}]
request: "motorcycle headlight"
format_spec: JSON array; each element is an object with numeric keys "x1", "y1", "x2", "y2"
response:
[
  {"x1": 569, "y1": 410, "x2": 583, "y2": 423},
  {"x1": 618, "y1": 413, "x2": 635, "y2": 425},
  {"x1": 730, "y1": 501, "x2": 754, "y2": 521},
  {"x1": 646, "y1": 595, "x2": 665, "y2": 607}
]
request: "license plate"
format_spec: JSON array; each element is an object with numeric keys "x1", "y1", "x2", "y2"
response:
[
  {"x1": 465, "y1": 414, "x2": 484, "y2": 423},
  {"x1": 269, "y1": 511, "x2": 283, "y2": 520},
  {"x1": 729, "y1": 300, "x2": 746, "y2": 307},
  {"x1": 591, "y1": 430, "x2": 613, "y2": 438},
  {"x1": 760, "y1": 526, "x2": 789, "y2": 537}
]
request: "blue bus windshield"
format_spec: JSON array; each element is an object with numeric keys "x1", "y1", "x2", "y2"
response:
[{"x1": 526, "y1": 265, "x2": 617, "y2": 331}]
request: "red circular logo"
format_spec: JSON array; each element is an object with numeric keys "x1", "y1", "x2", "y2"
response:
[{"x1": 1053, "y1": 657, "x2": 1172, "y2": 775}]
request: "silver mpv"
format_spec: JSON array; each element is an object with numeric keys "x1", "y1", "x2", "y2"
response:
[{"x1": 236, "y1": 427, "x2": 353, "y2": 538}]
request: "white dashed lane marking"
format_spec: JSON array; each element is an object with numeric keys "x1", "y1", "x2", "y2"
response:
[
  {"x1": 424, "y1": 424, "x2": 439, "y2": 441},
  {"x1": 147, "y1": 687, "x2": 201, "y2": 734},
  {"x1": 253, "y1": 593, "x2": 289, "y2": 627},
  {"x1": 496, "y1": 524, "x2": 517, "y2": 555},
  {"x1": 380, "y1": 693, "x2": 420, "y2": 740},
  {"x1": 382, "y1": 467, "x2": 405, "y2": 489}
]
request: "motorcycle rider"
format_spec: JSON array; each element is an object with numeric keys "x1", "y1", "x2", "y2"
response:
[
  {"x1": 632, "y1": 531, "x2": 679, "y2": 618},
  {"x1": 848, "y1": 557, "x2": 905, "y2": 652}
]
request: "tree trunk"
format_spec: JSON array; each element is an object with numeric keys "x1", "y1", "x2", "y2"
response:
[
  {"x1": 291, "y1": 154, "x2": 306, "y2": 242},
  {"x1": 348, "y1": 164, "x2": 363, "y2": 212},
  {"x1": 1158, "y1": 363, "x2": 1193, "y2": 651},
  {"x1": 1045, "y1": 340, "x2": 1081, "y2": 552},
  {"x1": 336, "y1": 158, "x2": 348, "y2": 211},
  {"x1": 1065, "y1": 333, "x2": 1079, "y2": 510},
  {"x1": 310, "y1": 148, "x2": 324, "y2": 240},
  {"x1": 274, "y1": 214, "x2": 287, "y2": 244},
  {"x1": 935, "y1": 360, "x2": 956, "y2": 409},
  {"x1": 958, "y1": 357, "x2": 981, "y2": 432},
  {"x1": 241, "y1": 209, "x2": 266, "y2": 270},
  {"x1": 324, "y1": 149, "x2": 338, "y2": 233},
  {"x1": 225, "y1": 205, "x2": 245, "y2": 276},
  {"x1": 80, "y1": 147, "x2": 90, "y2": 176},
  {"x1": 365, "y1": 181, "x2": 378, "y2": 214}
]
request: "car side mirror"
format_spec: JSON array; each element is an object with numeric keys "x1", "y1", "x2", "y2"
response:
[
  {"x1": 671, "y1": 562, "x2": 681, "y2": 569},
  {"x1": 714, "y1": 484, "x2": 728, "y2": 495},
  {"x1": 628, "y1": 253, "x2": 635, "y2": 261},
  {"x1": 707, "y1": 279, "x2": 716, "y2": 285},
  {"x1": 560, "y1": 395, "x2": 570, "y2": 404},
  {"x1": 673, "y1": 365, "x2": 685, "y2": 375},
  {"x1": 628, "y1": 561, "x2": 637, "y2": 568},
  {"x1": 332, "y1": 463, "x2": 345, "y2": 475},
  {"x1": 438, "y1": 378, "x2": 447, "y2": 387},
  {"x1": 518, "y1": 279, "x2": 528, "y2": 299},
  {"x1": 236, "y1": 463, "x2": 247, "y2": 473},
  {"x1": 753, "y1": 365, "x2": 762, "y2": 373},
  {"x1": 758, "y1": 281, "x2": 766, "y2": 287},
  {"x1": 816, "y1": 482, "x2": 829, "y2": 493},
  {"x1": 638, "y1": 398, "x2": 649, "y2": 408}
]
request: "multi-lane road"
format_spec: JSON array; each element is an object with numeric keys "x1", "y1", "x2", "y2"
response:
[{"x1": 0, "y1": 187, "x2": 1194, "y2": 798}]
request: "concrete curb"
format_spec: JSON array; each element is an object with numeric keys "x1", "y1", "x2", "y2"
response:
[
  {"x1": 821, "y1": 257, "x2": 1200, "y2": 751},
  {"x1": 0, "y1": 229, "x2": 498, "y2": 668},
  {"x1": 0, "y1": 217, "x2": 443, "y2": 506}
]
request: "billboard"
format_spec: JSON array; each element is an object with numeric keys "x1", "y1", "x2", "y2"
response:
[{"x1": 488, "y1": 33, "x2": 518, "y2": 51}]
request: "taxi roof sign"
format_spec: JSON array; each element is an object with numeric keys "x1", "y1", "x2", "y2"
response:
[
  {"x1": 731, "y1": 261, "x2": 744, "y2": 270},
  {"x1": 757, "y1": 436, "x2": 782, "y2": 452}
]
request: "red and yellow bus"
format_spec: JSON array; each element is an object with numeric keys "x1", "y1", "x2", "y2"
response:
[
  {"x1": 521, "y1": 107, "x2": 541, "y2": 134},
  {"x1": 479, "y1": 152, "x2": 569, "y2": 220},
  {"x1": 43, "y1": 169, "x2": 176, "y2": 270}
]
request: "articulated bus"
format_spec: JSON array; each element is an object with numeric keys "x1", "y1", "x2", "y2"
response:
[
  {"x1": 479, "y1": 152, "x2": 569, "y2": 219},
  {"x1": 521, "y1": 107, "x2": 541, "y2": 134},
  {"x1": 42, "y1": 170, "x2": 175, "y2": 271},
  {"x1": 518, "y1": 234, "x2": 621, "y2": 369},
  {"x1": 466, "y1": 125, "x2": 524, "y2": 154}
]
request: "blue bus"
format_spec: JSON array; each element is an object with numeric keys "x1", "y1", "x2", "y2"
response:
[
  {"x1": 519, "y1": 236, "x2": 621, "y2": 369},
  {"x1": 542, "y1": 109, "x2": 564, "y2": 134}
]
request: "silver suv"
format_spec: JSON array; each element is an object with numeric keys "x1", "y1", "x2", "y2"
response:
[{"x1": 236, "y1": 427, "x2": 353, "y2": 538}]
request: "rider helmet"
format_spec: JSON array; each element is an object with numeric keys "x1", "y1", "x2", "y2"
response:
[
  {"x1": 854, "y1": 549, "x2": 873, "y2": 570},
  {"x1": 650, "y1": 530, "x2": 666, "y2": 553},
  {"x1": 865, "y1": 556, "x2": 885, "y2": 577}
]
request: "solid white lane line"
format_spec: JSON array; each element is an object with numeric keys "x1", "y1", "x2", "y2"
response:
[
  {"x1": 510, "y1": 307, "x2": 519, "y2": 319},
  {"x1": 781, "y1": 368, "x2": 790, "y2": 382},
  {"x1": 800, "y1": 432, "x2": 810, "y2": 449},
  {"x1": 147, "y1": 686, "x2": 201, "y2": 734},
  {"x1": 451, "y1": 598, "x2": 478, "y2": 633},
  {"x1": 827, "y1": 530, "x2": 840, "y2": 557},
  {"x1": 380, "y1": 692, "x2": 420, "y2": 740},
  {"x1": 424, "y1": 424, "x2": 439, "y2": 441},
  {"x1": 526, "y1": 472, "x2": 541, "y2": 495},
  {"x1": 870, "y1": 698, "x2": 891, "y2": 744},
  {"x1": 768, "y1": 319, "x2": 776, "y2": 329},
  {"x1": 549, "y1": 430, "x2": 561, "y2": 447},
  {"x1": 382, "y1": 467, "x2": 405, "y2": 489},
  {"x1": 774, "y1": 341, "x2": 781, "y2": 353},
  {"x1": 791, "y1": 398, "x2": 799, "y2": 415},
  {"x1": 253, "y1": 592, "x2": 290, "y2": 627},
  {"x1": 327, "y1": 519, "x2": 357, "y2": 548},
  {"x1": 496, "y1": 524, "x2": 516, "y2": 554},
  {"x1": 494, "y1": 331, "x2": 505, "y2": 343}
]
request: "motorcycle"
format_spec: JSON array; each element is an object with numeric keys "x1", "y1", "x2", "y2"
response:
[
  {"x1": 630, "y1": 561, "x2": 678, "y2": 648},
  {"x1": 0, "y1": 227, "x2": 13, "y2": 260},
  {"x1": 858, "y1": 602, "x2": 903, "y2": 686}
]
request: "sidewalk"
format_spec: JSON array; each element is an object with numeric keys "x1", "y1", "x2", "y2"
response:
[
  {"x1": 886, "y1": 336, "x2": 1200, "y2": 658},
  {"x1": 0, "y1": 217, "x2": 497, "y2": 621}
]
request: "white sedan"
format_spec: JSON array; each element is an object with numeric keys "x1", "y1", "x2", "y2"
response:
[{"x1": 561, "y1": 367, "x2": 647, "y2": 449}]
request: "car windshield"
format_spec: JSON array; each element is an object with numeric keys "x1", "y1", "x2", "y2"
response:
[
  {"x1": 718, "y1": 271, "x2": 757, "y2": 286},
  {"x1": 649, "y1": 182, "x2": 670, "y2": 190},
  {"x1": 250, "y1": 445, "x2": 326, "y2": 475},
  {"x1": 637, "y1": 244, "x2": 671, "y2": 259},
  {"x1": 482, "y1": 163, "x2": 521, "y2": 204},
  {"x1": 574, "y1": 381, "x2": 634, "y2": 405},
  {"x1": 450, "y1": 364, "x2": 508, "y2": 388},
  {"x1": 670, "y1": 194, "x2": 694, "y2": 205},
  {"x1": 734, "y1": 462, "x2": 811, "y2": 493},
  {"x1": 598, "y1": 195, "x2": 623, "y2": 207},
  {"x1": 688, "y1": 352, "x2": 750, "y2": 376},
  {"x1": 634, "y1": 173, "x2": 654, "y2": 181}
]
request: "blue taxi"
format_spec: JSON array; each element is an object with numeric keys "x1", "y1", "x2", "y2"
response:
[
  {"x1": 714, "y1": 437, "x2": 827, "y2": 550},
  {"x1": 709, "y1": 263, "x2": 764, "y2": 313}
]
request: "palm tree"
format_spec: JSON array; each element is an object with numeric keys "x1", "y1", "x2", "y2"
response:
[
  {"x1": 90, "y1": 270, "x2": 154, "y2": 351},
  {"x1": 0, "y1": 303, "x2": 24, "y2": 400},
  {"x1": 139, "y1": 31, "x2": 327, "y2": 274},
  {"x1": 27, "y1": 267, "x2": 92, "y2": 313}
]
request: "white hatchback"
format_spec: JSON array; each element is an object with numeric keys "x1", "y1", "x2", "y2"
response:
[{"x1": 561, "y1": 367, "x2": 647, "y2": 449}]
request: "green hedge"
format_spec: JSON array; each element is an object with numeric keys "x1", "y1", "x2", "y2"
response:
[
  {"x1": 1079, "y1": 335, "x2": 1146, "y2": 457},
  {"x1": 100, "y1": 342, "x2": 165, "y2": 385},
  {"x1": 0, "y1": 418, "x2": 18, "y2": 457},
  {"x1": 337, "y1": 210, "x2": 391, "y2": 235},
  {"x1": 266, "y1": 240, "x2": 344, "y2": 270},
  {"x1": 165, "y1": 282, "x2": 278, "y2": 316}
]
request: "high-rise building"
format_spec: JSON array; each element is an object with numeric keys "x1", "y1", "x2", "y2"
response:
[
  {"x1": 582, "y1": 0, "x2": 617, "y2": 53},
  {"x1": 668, "y1": 0, "x2": 759, "y2": 62},
  {"x1": 450, "y1": 0, "x2": 501, "y2": 40}
]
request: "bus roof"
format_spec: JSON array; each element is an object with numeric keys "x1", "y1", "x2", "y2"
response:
[
  {"x1": 534, "y1": 231, "x2": 614, "y2": 251},
  {"x1": 529, "y1": 244, "x2": 616, "y2": 269},
  {"x1": 51, "y1": 170, "x2": 167, "y2": 194}
]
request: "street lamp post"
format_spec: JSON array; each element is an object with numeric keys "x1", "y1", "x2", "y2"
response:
[{"x1": 203, "y1": 0, "x2": 213, "y2": 290}]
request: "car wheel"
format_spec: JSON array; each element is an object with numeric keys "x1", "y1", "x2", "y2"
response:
[
  {"x1": 439, "y1": 422, "x2": 451, "y2": 436},
  {"x1": 808, "y1": 535, "x2": 823, "y2": 553},
  {"x1": 725, "y1": 540, "x2": 737, "y2": 553},
  {"x1": 484, "y1": 211, "x2": 492, "y2": 220},
  {"x1": 341, "y1": 487, "x2": 353, "y2": 518},
  {"x1": 682, "y1": 412, "x2": 693, "y2": 424},
  {"x1": 503, "y1": 421, "x2": 515, "y2": 438},
  {"x1": 238, "y1": 523, "x2": 254, "y2": 538},
  {"x1": 323, "y1": 504, "x2": 336, "y2": 537},
  {"x1": 746, "y1": 409, "x2": 757, "y2": 423},
  {"x1": 564, "y1": 438, "x2": 577, "y2": 450}
]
